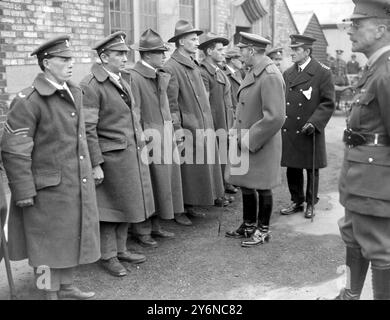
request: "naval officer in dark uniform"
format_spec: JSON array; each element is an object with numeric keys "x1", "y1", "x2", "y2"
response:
[{"x1": 280, "y1": 35, "x2": 335, "y2": 219}]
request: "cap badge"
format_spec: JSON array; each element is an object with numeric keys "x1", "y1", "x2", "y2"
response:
[
  {"x1": 120, "y1": 36, "x2": 125, "y2": 43},
  {"x1": 65, "y1": 40, "x2": 70, "y2": 48}
]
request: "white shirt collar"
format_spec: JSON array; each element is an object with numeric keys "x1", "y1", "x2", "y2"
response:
[
  {"x1": 298, "y1": 57, "x2": 311, "y2": 71},
  {"x1": 225, "y1": 64, "x2": 236, "y2": 74},
  {"x1": 367, "y1": 45, "x2": 390, "y2": 69},
  {"x1": 141, "y1": 60, "x2": 157, "y2": 73},
  {"x1": 103, "y1": 67, "x2": 121, "y2": 82},
  {"x1": 46, "y1": 78, "x2": 74, "y2": 101}
]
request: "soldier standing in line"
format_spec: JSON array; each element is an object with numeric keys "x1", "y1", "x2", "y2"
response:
[
  {"x1": 127, "y1": 29, "x2": 184, "y2": 248},
  {"x1": 223, "y1": 48, "x2": 243, "y2": 116},
  {"x1": 280, "y1": 34, "x2": 335, "y2": 219},
  {"x1": 225, "y1": 32, "x2": 285, "y2": 247},
  {"x1": 164, "y1": 20, "x2": 227, "y2": 226},
  {"x1": 1, "y1": 36, "x2": 100, "y2": 300},
  {"x1": 267, "y1": 47, "x2": 284, "y2": 72},
  {"x1": 199, "y1": 33, "x2": 237, "y2": 198},
  {"x1": 335, "y1": 0, "x2": 390, "y2": 300},
  {"x1": 80, "y1": 32, "x2": 153, "y2": 277}
]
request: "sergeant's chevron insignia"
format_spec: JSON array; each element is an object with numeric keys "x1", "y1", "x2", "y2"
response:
[{"x1": 319, "y1": 62, "x2": 330, "y2": 70}]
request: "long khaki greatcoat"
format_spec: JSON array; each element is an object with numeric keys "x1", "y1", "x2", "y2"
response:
[
  {"x1": 164, "y1": 50, "x2": 225, "y2": 206},
  {"x1": 1, "y1": 74, "x2": 100, "y2": 268},
  {"x1": 127, "y1": 61, "x2": 184, "y2": 218},
  {"x1": 226, "y1": 57, "x2": 286, "y2": 190},
  {"x1": 200, "y1": 60, "x2": 234, "y2": 131},
  {"x1": 80, "y1": 63, "x2": 155, "y2": 224}
]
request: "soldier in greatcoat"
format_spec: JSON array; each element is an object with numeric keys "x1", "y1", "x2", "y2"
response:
[
  {"x1": 334, "y1": 0, "x2": 390, "y2": 300},
  {"x1": 1, "y1": 36, "x2": 100, "y2": 300},
  {"x1": 223, "y1": 48, "x2": 243, "y2": 115},
  {"x1": 164, "y1": 20, "x2": 226, "y2": 226},
  {"x1": 126, "y1": 29, "x2": 184, "y2": 248},
  {"x1": 225, "y1": 33, "x2": 286, "y2": 247},
  {"x1": 267, "y1": 47, "x2": 284, "y2": 72},
  {"x1": 280, "y1": 34, "x2": 335, "y2": 219},
  {"x1": 80, "y1": 32, "x2": 153, "y2": 277},
  {"x1": 199, "y1": 33, "x2": 237, "y2": 197}
]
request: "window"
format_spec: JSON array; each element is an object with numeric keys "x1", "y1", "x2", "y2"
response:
[
  {"x1": 179, "y1": 0, "x2": 195, "y2": 25},
  {"x1": 105, "y1": 0, "x2": 134, "y2": 60},
  {"x1": 140, "y1": 0, "x2": 158, "y2": 32},
  {"x1": 199, "y1": 0, "x2": 211, "y2": 33}
]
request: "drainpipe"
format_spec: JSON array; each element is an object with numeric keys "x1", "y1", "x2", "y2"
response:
[{"x1": 271, "y1": 0, "x2": 276, "y2": 46}]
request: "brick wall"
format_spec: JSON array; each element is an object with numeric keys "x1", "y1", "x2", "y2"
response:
[
  {"x1": 0, "y1": 0, "x2": 106, "y2": 133},
  {"x1": 272, "y1": 0, "x2": 299, "y2": 70}
]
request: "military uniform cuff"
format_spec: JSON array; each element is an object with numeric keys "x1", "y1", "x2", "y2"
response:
[{"x1": 9, "y1": 180, "x2": 37, "y2": 202}]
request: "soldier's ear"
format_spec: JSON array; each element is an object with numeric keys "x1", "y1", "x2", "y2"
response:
[{"x1": 376, "y1": 24, "x2": 388, "y2": 39}]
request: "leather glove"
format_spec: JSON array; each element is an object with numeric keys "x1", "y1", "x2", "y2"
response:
[{"x1": 302, "y1": 123, "x2": 316, "y2": 136}]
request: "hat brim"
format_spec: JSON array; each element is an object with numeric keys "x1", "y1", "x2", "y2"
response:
[
  {"x1": 289, "y1": 43, "x2": 309, "y2": 48},
  {"x1": 168, "y1": 29, "x2": 204, "y2": 43},
  {"x1": 130, "y1": 43, "x2": 169, "y2": 52},
  {"x1": 236, "y1": 43, "x2": 248, "y2": 48},
  {"x1": 199, "y1": 37, "x2": 229, "y2": 50},
  {"x1": 37, "y1": 50, "x2": 73, "y2": 58},
  {"x1": 342, "y1": 13, "x2": 376, "y2": 21}
]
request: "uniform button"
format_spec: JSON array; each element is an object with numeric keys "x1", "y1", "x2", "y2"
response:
[
  {"x1": 299, "y1": 103, "x2": 302, "y2": 107},
  {"x1": 289, "y1": 88, "x2": 293, "y2": 91},
  {"x1": 297, "y1": 117, "x2": 301, "y2": 120},
  {"x1": 79, "y1": 134, "x2": 83, "y2": 138},
  {"x1": 283, "y1": 129, "x2": 287, "y2": 132},
  {"x1": 287, "y1": 102, "x2": 290, "y2": 106},
  {"x1": 285, "y1": 116, "x2": 288, "y2": 119},
  {"x1": 71, "y1": 112, "x2": 76, "y2": 117},
  {"x1": 80, "y1": 156, "x2": 85, "y2": 160},
  {"x1": 296, "y1": 131, "x2": 300, "y2": 134},
  {"x1": 368, "y1": 158, "x2": 374, "y2": 163},
  {"x1": 82, "y1": 178, "x2": 87, "y2": 183}
]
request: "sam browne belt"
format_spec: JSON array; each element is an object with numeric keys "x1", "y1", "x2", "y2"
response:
[{"x1": 343, "y1": 129, "x2": 390, "y2": 147}]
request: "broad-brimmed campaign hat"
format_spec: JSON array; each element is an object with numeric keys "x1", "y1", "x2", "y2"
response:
[
  {"x1": 131, "y1": 29, "x2": 169, "y2": 52},
  {"x1": 198, "y1": 33, "x2": 229, "y2": 50},
  {"x1": 343, "y1": 0, "x2": 390, "y2": 21},
  {"x1": 93, "y1": 31, "x2": 130, "y2": 56},
  {"x1": 31, "y1": 35, "x2": 72, "y2": 58},
  {"x1": 168, "y1": 20, "x2": 203, "y2": 43}
]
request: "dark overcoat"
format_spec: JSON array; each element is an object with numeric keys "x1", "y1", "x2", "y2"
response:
[
  {"x1": 339, "y1": 50, "x2": 390, "y2": 218},
  {"x1": 164, "y1": 50, "x2": 225, "y2": 206},
  {"x1": 127, "y1": 61, "x2": 184, "y2": 219},
  {"x1": 226, "y1": 57, "x2": 286, "y2": 190},
  {"x1": 80, "y1": 63, "x2": 155, "y2": 224},
  {"x1": 282, "y1": 58, "x2": 335, "y2": 169},
  {"x1": 200, "y1": 60, "x2": 234, "y2": 131},
  {"x1": 0, "y1": 74, "x2": 100, "y2": 268},
  {"x1": 224, "y1": 65, "x2": 242, "y2": 113}
]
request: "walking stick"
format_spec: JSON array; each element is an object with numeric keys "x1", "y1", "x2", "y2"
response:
[
  {"x1": 0, "y1": 216, "x2": 17, "y2": 300},
  {"x1": 311, "y1": 131, "x2": 316, "y2": 223}
]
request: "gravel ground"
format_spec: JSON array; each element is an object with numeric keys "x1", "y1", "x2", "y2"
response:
[{"x1": 1, "y1": 113, "x2": 352, "y2": 300}]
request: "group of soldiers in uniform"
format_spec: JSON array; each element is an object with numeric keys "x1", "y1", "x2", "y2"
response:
[{"x1": 0, "y1": 0, "x2": 389, "y2": 301}]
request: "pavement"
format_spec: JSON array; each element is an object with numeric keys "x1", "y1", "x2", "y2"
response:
[{"x1": 0, "y1": 114, "x2": 374, "y2": 300}]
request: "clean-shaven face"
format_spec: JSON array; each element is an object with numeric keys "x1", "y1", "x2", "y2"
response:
[
  {"x1": 101, "y1": 50, "x2": 128, "y2": 74},
  {"x1": 291, "y1": 47, "x2": 309, "y2": 64},
  {"x1": 44, "y1": 56, "x2": 74, "y2": 83},
  {"x1": 209, "y1": 43, "x2": 226, "y2": 64},
  {"x1": 348, "y1": 18, "x2": 382, "y2": 55},
  {"x1": 180, "y1": 33, "x2": 200, "y2": 54}
]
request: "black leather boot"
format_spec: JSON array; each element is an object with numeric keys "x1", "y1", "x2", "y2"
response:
[
  {"x1": 372, "y1": 268, "x2": 390, "y2": 300},
  {"x1": 334, "y1": 247, "x2": 369, "y2": 300}
]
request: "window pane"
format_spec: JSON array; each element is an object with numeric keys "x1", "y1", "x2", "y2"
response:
[
  {"x1": 140, "y1": 0, "x2": 157, "y2": 31},
  {"x1": 179, "y1": 0, "x2": 194, "y2": 25}
]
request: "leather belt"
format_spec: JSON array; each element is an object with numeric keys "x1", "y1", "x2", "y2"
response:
[{"x1": 343, "y1": 130, "x2": 390, "y2": 147}]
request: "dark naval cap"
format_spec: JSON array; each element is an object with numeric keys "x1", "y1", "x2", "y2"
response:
[
  {"x1": 237, "y1": 32, "x2": 271, "y2": 49},
  {"x1": 93, "y1": 31, "x2": 130, "y2": 55},
  {"x1": 131, "y1": 28, "x2": 169, "y2": 52},
  {"x1": 31, "y1": 35, "x2": 72, "y2": 58},
  {"x1": 344, "y1": 0, "x2": 390, "y2": 21},
  {"x1": 289, "y1": 34, "x2": 317, "y2": 48}
]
